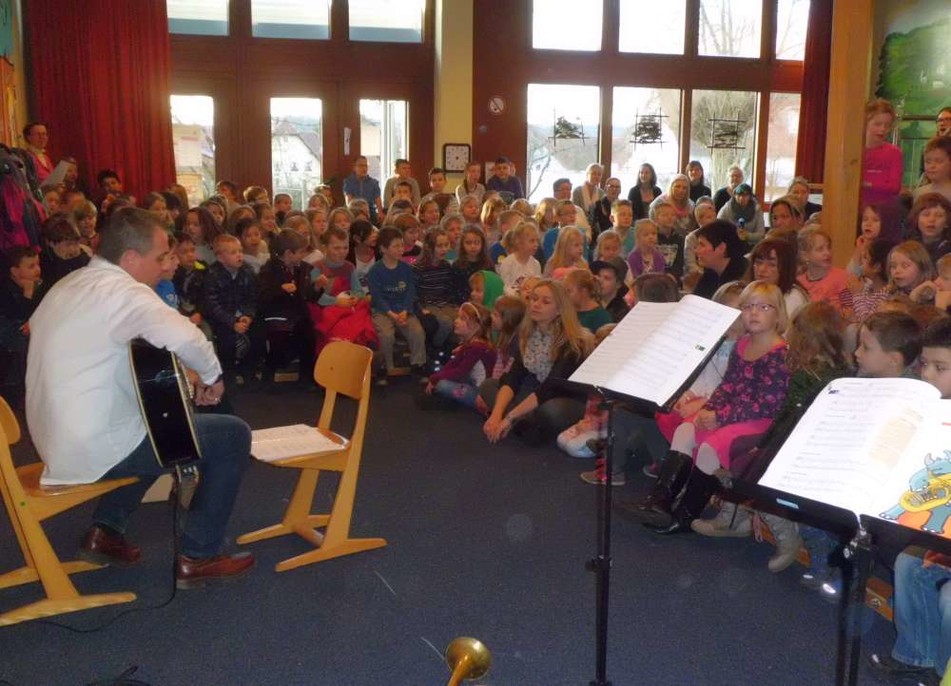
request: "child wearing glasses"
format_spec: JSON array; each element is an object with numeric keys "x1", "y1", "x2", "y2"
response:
[{"x1": 624, "y1": 281, "x2": 790, "y2": 535}]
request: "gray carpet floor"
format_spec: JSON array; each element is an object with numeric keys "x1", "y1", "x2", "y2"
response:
[{"x1": 0, "y1": 380, "x2": 898, "y2": 685}]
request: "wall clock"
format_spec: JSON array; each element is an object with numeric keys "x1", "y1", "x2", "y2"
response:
[{"x1": 442, "y1": 143, "x2": 471, "y2": 173}]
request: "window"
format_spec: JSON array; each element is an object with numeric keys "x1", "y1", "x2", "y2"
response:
[
  {"x1": 170, "y1": 95, "x2": 216, "y2": 207},
  {"x1": 526, "y1": 84, "x2": 601, "y2": 203},
  {"x1": 689, "y1": 89, "x2": 758, "y2": 194},
  {"x1": 764, "y1": 93, "x2": 801, "y2": 201},
  {"x1": 271, "y1": 98, "x2": 323, "y2": 208},
  {"x1": 532, "y1": 0, "x2": 602, "y2": 51},
  {"x1": 349, "y1": 0, "x2": 425, "y2": 43},
  {"x1": 167, "y1": 0, "x2": 228, "y2": 36},
  {"x1": 618, "y1": 0, "x2": 686, "y2": 55},
  {"x1": 359, "y1": 99, "x2": 408, "y2": 183},
  {"x1": 251, "y1": 0, "x2": 330, "y2": 40},
  {"x1": 776, "y1": 0, "x2": 810, "y2": 60},
  {"x1": 612, "y1": 87, "x2": 683, "y2": 194},
  {"x1": 698, "y1": 0, "x2": 763, "y2": 58}
]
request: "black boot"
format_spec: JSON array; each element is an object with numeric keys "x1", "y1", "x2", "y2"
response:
[
  {"x1": 614, "y1": 451, "x2": 692, "y2": 527},
  {"x1": 646, "y1": 469, "x2": 720, "y2": 535}
]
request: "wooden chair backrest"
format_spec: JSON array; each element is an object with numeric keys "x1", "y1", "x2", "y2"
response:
[
  {"x1": 314, "y1": 341, "x2": 372, "y2": 401},
  {"x1": 0, "y1": 397, "x2": 21, "y2": 446}
]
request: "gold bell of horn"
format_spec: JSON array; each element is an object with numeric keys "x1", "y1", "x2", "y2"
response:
[{"x1": 445, "y1": 636, "x2": 491, "y2": 686}]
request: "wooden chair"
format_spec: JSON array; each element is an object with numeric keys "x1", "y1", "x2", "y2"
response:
[
  {"x1": 0, "y1": 397, "x2": 137, "y2": 626},
  {"x1": 238, "y1": 341, "x2": 387, "y2": 572}
]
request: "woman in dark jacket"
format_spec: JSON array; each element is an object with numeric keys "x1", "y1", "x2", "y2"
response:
[{"x1": 627, "y1": 163, "x2": 663, "y2": 221}]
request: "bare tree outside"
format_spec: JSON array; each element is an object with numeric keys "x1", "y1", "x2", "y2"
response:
[{"x1": 698, "y1": 0, "x2": 762, "y2": 58}]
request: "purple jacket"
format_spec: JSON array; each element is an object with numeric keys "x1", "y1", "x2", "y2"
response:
[
  {"x1": 705, "y1": 337, "x2": 789, "y2": 425},
  {"x1": 429, "y1": 340, "x2": 497, "y2": 385}
]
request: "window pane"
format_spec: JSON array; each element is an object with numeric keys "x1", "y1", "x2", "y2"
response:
[
  {"x1": 271, "y1": 98, "x2": 323, "y2": 209},
  {"x1": 776, "y1": 0, "x2": 809, "y2": 60},
  {"x1": 170, "y1": 95, "x2": 216, "y2": 207},
  {"x1": 349, "y1": 0, "x2": 424, "y2": 43},
  {"x1": 764, "y1": 93, "x2": 801, "y2": 201},
  {"x1": 532, "y1": 0, "x2": 602, "y2": 51},
  {"x1": 698, "y1": 0, "x2": 763, "y2": 58},
  {"x1": 526, "y1": 84, "x2": 601, "y2": 204},
  {"x1": 360, "y1": 99, "x2": 408, "y2": 184},
  {"x1": 252, "y1": 0, "x2": 330, "y2": 40},
  {"x1": 619, "y1": 0, "x2": 685, "y2": 55},
  {"x1": 689, "y1": 89, "x2": 758, "y2": 195},
  {"x1": 612, "y1": 87, "x2": 682, "y2": 195},
  {"x1": 167, "y1": 0, "x2": 228, "y2": 36}
]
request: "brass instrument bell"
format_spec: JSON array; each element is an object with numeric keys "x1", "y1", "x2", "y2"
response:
[{"x1": 445, "y1": 636, "x2": 491, "y2": 686}]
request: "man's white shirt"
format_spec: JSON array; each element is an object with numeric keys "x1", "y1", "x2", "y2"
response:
[{"x1": 26, "y1": 257, "x2": 221, "y2": 485}]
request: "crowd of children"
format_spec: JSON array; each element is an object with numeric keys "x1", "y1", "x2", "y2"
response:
[{"x1": 2, "y1": 108, "x2": 951, "y2": 682}]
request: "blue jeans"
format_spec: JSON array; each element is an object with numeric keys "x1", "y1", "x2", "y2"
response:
[
  {"x1": 892, "y1": 548, "x2": 951, "y2": 676},
  {"x1": 92, "y1": 414, "x2": 252, "y2": 558},
  {"x1": 433, "y1": 379, "x2": 479, "y2": 409}
]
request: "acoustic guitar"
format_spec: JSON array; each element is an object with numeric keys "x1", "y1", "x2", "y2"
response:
[{"x1": 128, "y1": 339, "x2": 203, "y2": 469}]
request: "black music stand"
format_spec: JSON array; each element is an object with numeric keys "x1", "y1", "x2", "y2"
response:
[
  {"x1": 732, "y1": 480, "x2": 951, "y2": 686},
  {"x1": 569, "y1": 336, "x2": 728, "y2": 686}
]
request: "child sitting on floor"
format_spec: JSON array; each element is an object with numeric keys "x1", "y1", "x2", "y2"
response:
[
  {"x1": 309, "y1": 226, "x2": 376, "y2": 356},
  {"x1": 258, "y1": 229, "x2": 324, "y2": 386},
  {"x1": 796, "y1": 226, "x2": 854, "y2": 314},
  {"x1": 498, "y1": 221, "x2": 541, "y2": 297},
  {"x1": 367, "y1": 226, "x2": 427, "y2": 381},
  {"x1": 203, "y1": 234, "x2": 264, "y2": 386},
  {"x1": 420, "y1": 302, "x2": 496, "y2": 410},
  {"x1": 563, "y1": 268, "x2": 612, "y2": 333},
  {"x1": 626, "y1": 219, "x2": 667, "y2": 279},
  {"x1": 474, "y1": 295, "x2": 526, "y2": 416},
  {"x1": 544, "y1": 225, "x2": 587, "y2": 278},
  {"x1": 413, "y1": 226, "x2": 461, "y2": 353},
  {"x1": 888, "y1": 240, "x2": 935, "y2": 301}
]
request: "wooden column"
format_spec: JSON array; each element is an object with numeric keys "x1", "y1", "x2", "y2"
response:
[
  {"x1": 822, "y1": 0, "x2": 874, "y2": 266},
  {"x1": 434, "y1": 0, "x2": 474, "y2": 186}
]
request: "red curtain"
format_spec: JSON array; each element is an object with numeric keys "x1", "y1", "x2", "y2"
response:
[
  {"x1": 794, "y1": 0, "x2": 834, "y2": 184},
  {"x1": 24, "y1": 0, "x2": 175, "y2": 202}
]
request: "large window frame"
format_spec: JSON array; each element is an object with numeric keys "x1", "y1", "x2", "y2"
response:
[
  {"x1": 475, "y1": 0, "x2": 806, "y2": 206},
  {"x1": 169, "y1": 1, "x2": 434, "y2": 202}
]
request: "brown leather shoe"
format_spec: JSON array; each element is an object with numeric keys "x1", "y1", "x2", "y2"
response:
[
  {"x1": 78, "y1": 525, "x2": 142, "y2": 567},
  {"x1": 175, "y1": 552, "x2": 255, "y2": 590}
]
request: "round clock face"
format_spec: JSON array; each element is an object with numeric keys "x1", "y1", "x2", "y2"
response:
[{"x1": 443, "y1": 144, "x2": 470, "y2": 173}]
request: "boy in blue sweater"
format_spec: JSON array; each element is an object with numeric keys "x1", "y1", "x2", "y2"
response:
[{"x1": 366, "y1": 226, "x2": 426, "y2": 381}]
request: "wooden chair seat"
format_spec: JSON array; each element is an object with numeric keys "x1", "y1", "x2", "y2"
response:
[
  {"x1": 238, "y1": 341, "x2": 386, "y2": 572},
  {"x1": 0, "y1": 397, "x2": 137, "y2": 626}
]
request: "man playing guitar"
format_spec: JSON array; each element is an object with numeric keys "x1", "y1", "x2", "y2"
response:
[{"x1": 26, "y1": 207, "x2": 255, "y2": 588}]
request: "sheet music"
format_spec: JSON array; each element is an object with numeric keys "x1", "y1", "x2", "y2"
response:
[
  {"x1": 569, "y1": 294, "x2": 740, "y2": 406},
  {"x1": 251, "y1": 424, "x2": 346, "y2": 462},
  {"x1": 760, "y1": 378, "x2": 940, "y2": 519}
]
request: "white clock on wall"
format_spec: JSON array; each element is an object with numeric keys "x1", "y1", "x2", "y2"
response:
[{"x1": 442, "y1": 143, "x2": 471, "y2": 173}]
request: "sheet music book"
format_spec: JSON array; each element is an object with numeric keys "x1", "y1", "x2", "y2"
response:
[
  {"x1": 251, "y1": 424, "x2": 346, "y2": 462},
  {"x1": 759, "y1": 377, "x2": 951, "y2": 539},
  {"x1": 568, "y1": 294, "x2": 740, "y2": 408}
]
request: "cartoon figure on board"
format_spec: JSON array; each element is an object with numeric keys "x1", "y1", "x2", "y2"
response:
[{"x1": 880, "y1": 451, "x2": 951, "y2": 534}]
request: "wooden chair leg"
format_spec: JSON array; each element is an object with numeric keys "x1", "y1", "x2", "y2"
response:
[
  {"x1": 0, "y1": 494, "x2": 136, "y2": 626},
  {"x1": 274, "y1": 536, "x2": 387, "y2": 573},
  {"x1": 237, "y1": 469, "x2": 322, "y2": 546},
  {"x1": 272, "y1": 465, "x2": 387, "y2": 573},
  {"x1": 0, "y1": 560, "x2": 103, "y2": 590},
  {"x1": 0, "y1": 592, "x2": 137, "y2": 627}
]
